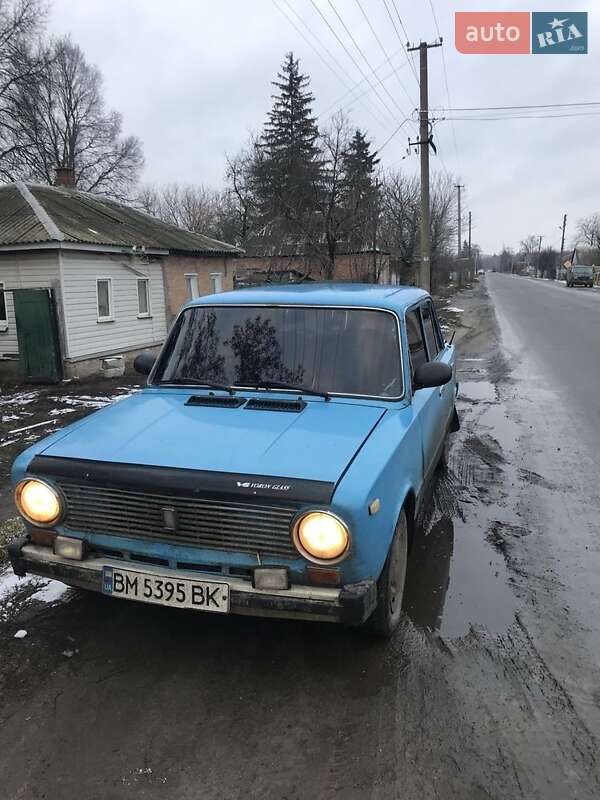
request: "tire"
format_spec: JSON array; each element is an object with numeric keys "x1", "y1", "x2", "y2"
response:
[{"x1": 365, "y1": 510, "x2": 408, "y2": 638}]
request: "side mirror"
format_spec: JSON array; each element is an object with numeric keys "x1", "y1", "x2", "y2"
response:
[
  {"x1": 413, "y1": 361, "x2": 452, "y2": 391},
  {"x1": 134, "y1": 351, "x2": 156, "y2": 376}
]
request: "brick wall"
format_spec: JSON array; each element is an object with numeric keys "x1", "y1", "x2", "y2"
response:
[
  {"x1": 233, "y1": 251, "x2": 390, "y2": 284},
  {"x1": 162, "y1": 254, "x2": 236, "y2": 322}
]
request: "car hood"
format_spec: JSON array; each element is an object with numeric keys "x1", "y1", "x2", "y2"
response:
[{"x1": 37, "y1": 390, "x2": 386, "y2": 486}]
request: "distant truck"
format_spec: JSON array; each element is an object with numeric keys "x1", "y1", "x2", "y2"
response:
[{"x1": 566, "y1": 266, "x2": 594, "y2": 288}]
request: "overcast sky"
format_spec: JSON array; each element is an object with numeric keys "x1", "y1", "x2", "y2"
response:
[{"x1": 48, "y1": 0, "x2": 598, "y2": 254}]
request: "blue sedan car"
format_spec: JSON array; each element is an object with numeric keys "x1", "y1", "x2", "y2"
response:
[{"x1": 9, "y1": 284, "x2": 458, "y2": 637}]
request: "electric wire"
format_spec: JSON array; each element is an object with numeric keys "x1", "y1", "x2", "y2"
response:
[
  {"x1": 428, "y1": 0, "x2": 462, "y2": 175},
  {"x1": 354, "y1": 0, "x2": 416, "y2": 110},
  {"x1": 272, "y1": 0, "x2": 391, "y2": 129}
]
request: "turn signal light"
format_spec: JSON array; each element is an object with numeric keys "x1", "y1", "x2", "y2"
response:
[
  {"x1": 30, "y1": 528, "x2": 57, "y2": 547},
  {"x1": 306, "y1": 566, "x2": 341, "y2": 586}
]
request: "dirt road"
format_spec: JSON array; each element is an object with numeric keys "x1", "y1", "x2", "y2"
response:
[{"x1": 0, "y1": 280, "x2": 598, "y2": 799}]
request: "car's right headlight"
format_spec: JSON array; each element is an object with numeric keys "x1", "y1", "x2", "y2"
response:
[
  {"x1": 293, "y1": 511, "x2": 350, "y2": 564},
  {"x1": 15, "y1": 479, "x2": 62, "y2": 526}
]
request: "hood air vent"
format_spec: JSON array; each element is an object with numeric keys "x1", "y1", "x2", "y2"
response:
[
  {"x1": 245, "y1": 398, "x2": 306, "y2": 413},
  {"x1": 186, "y1": 395, "x2": 246, "y2": 408}
]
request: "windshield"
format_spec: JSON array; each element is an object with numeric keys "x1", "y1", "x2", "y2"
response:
[
  {"x1": 573, "y1": 267, "x2": 593, "y2": 274},
  {"x1": 154, "y1": 305, "x2": 403, "y2": 398}
]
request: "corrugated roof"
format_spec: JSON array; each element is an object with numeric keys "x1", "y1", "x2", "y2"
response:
[
  {"x1": 0, "y1": 185, "x2": 49, "y2": 244},
  {"x1": 0, "y1": 183, "x2": 242, "y2": 256}
]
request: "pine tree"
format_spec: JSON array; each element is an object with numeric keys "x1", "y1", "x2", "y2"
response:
[
  {"x1": 341, "y1": 129, "x2": 379, "y2": 249},
  {"x1": 341, "y1": 129, "x2": 379, "y2": 214},
  {"x1": 252, "y1": 53, "x2": 321, "y2": 243}
]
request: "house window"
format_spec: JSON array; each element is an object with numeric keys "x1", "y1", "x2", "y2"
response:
[
  {"x1": 137, "y1": 278, "x2": 150, "y2": 317},
  {"x1": 96, "y1": 278, "x2": 113, "y2": 322},
  {"x1": 186, "y1": 273, "x2": 199, "y2": 299},
  {"x1": 210, "y1": 272, "x2": 223, "y2": 294},
  {"x1": 0, "y1": 282, "x2": 7, "y2": 332}
]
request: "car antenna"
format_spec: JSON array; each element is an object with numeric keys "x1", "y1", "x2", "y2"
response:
[{"x1": 449, "y1": 331, "x2": 456, "y2": 345}]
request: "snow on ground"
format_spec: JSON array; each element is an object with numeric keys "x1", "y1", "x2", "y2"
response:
[
  {"x1": 0, "y1": 565, "x2": 70, "y2": 621},
  {"x1": 445, "y1": 307, "x2": 465, "y2": 313}
]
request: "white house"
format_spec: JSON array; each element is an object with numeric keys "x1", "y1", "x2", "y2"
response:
[{"x1": 0, "y1": 181, "x2": 241, "y2": 381}]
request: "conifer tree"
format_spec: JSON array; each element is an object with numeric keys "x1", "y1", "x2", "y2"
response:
[{"x1": 252, "y1": 52, "x2": 321, "y2": 243}]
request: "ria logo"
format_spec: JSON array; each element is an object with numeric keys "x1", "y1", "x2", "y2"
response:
[{"x1": 532, "y1": 13, "x2": 587, "y2": 54}]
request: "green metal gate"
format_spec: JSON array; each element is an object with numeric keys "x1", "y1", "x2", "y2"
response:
[{"x1": 12, "y1": 288, "x2": 62, "y2": 383}]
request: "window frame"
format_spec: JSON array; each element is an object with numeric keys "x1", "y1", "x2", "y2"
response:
[
  {"x1": 404, "y1": 305, "x2": 429, "y2": 380},
  {"x1": 420, "y1": 300, "x2": 442, "y2": 361},
  {"x1": 0, "y1": 281, "x2": 7, "y2": 332},
  {"x1": 185, "y1": 273, "x2": 199, "y2": 300},
  {"x1": 210, "y1": 272, "x2": 223, "y2": 294},
  {"x1": 96, "y1": 277, "x2": 114, "y2": 323},
  {"x1": 137, "y1": 277, "x2": 151, "y2": 318},
  {"x1": 151, "y1": 303, "x2": 406, "y2": 402}
]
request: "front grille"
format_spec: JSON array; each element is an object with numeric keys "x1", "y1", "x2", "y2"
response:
[{"x1": 60, "y1": 482, "x2": 299, "y2": 559}]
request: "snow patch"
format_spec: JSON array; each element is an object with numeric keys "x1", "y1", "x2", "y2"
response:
[
  {"x1": 30, "y1": 580, "x2": 69, "y2": 604},
  {"x1": 14, "y1": 629, "x2": 27, "y2": 639},
  {"x1": 445, "y1": 307, "x2": 465, "y2": 313}
]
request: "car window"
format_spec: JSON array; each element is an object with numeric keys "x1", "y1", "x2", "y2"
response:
[
  {"x1": 156, "y1": 305, "x2": 403, "y2": 398},
  {"x1": 405, "y1": 309, "x2": 428, "y2": 376},
  {"x1": 421, "y1": 302, "x2": 441, "y2": 360}
]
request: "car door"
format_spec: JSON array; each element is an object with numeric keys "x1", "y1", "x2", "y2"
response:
[{"x1": 405, "y1": 306, "x2": 440, "y2": 481}]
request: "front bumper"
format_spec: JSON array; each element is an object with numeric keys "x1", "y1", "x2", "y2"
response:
[{"x1": 8, "y1": 537, "x2": 377, "y2": 626}]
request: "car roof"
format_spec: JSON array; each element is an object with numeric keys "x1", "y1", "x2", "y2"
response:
[{"x1": 187, "y1": 282, "x2": 429, "y2": 312}]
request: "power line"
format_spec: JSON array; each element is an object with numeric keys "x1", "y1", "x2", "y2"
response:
[
  {"x1": 381, "y1": 0, "x2": 419, "y2": 86},
  {"x1": 377, "y1": 117, "x2": 412, "y2": 153},
  {"x1": 308, "y1": 0, "x2": 407, "y2": 126},
  {"x1": 317, "y1": 51, "x2": 411, "y2": 120},
  {"x1": 443, "y1": 111, "x2": 600, "y2": 120},
  {"x1": 428, "y1": 0, "x2": 461, "y2": 175},
  {"x1": 272, "y1": 0, "x2": 391, "y2": 129},
  {"x1": 324, "y1": 0, "x2": 414, "y2": 125},
  {"x1": 354, "y1": 0, "x2": 416, "y2": 110},
  {"x1": 436, "y1": 101, "x2": 600, "y2": 112}
]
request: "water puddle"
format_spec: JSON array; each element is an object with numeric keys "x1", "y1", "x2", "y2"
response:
[
  {"x1": 458, "y1": 381, "x2": 497, "y2": 403},
  {"x1": 404, "y1": 510, "x2": 518, "y2": 638}
]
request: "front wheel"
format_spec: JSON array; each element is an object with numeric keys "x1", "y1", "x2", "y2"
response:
[{"x1": 365, "y1": 511, "x2": 408, "y2": 637}]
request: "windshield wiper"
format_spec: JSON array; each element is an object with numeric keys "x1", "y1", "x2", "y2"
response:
[
  {"x1": 236, "y1": 379, "x2": 330, "y2": 401},
  {"x1": 156, "y1": 378, "x2": 236, "y2": 395}
]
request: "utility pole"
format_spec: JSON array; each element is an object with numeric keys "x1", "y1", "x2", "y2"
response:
[
  {"x1": 468, "y1": 211, "x2": 472, "y2": 257},
  {"x1": 559, "y1": 213, "x2": 567, "y2": 279},
  {"x1": 455, "y1": 183, "x2": 464, "y2": 286},
  {"x1": 407, "y1": 38, "x2": 442, "y2": 293},
  {"x1": 468, "y1": 210, "x2": 472, "y2": 282},
  {"x1": 455, "y1": 185, "x2": 464, "y2": 256},
  {"x1": 536, "y1": 235, "x2": 543, "y2": 278}
]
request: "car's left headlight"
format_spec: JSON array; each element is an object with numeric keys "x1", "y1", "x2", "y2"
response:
[
  {"x1": 15, "y1": 479, "x2": 63, "y2": 526},
  {"x1": 292, "y1": 511, "x2": 350, "y2": 563}
]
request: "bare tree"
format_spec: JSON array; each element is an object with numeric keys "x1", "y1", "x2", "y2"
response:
[
  {"x1": 576, "y1": 213, "x2": 600, "y2": 248},
  {"x1": 137, "y1": 182, "x2": 221, "y2": 235},
  {"x1": 9, "y1": 35, "x2": 143, "y2": 198},
  {"x1": 0, "y1": 0, "x2": 48, "y2": 179}
]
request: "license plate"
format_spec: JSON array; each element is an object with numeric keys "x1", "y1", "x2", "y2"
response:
[{"x1": 102, "y1": 566, "x2": 229, "y2": 613}]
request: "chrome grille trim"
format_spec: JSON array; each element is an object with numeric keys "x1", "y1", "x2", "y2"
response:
[{"x1": 60, "y1": 482, "x2": 300, "y2": 559}]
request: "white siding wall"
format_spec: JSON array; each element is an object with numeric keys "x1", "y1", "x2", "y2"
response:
[
  {"x1": 60, "y1": 250, "x2": 167, "y2": 361},
  {"x1": 0, "y1": 250, "x2": 60, "y2": 356}
]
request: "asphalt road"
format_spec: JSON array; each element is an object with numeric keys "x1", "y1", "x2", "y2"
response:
[
  {"x1": 487, "y1": 273, "x2": 600, "y2": 456},
  {"x1": 1, "y1": 278, "x2": 599, "y2": 799}
]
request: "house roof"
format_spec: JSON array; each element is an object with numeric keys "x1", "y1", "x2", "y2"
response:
[{"x1": 0, "y1": 182, "x2": 242, "y2": 256}]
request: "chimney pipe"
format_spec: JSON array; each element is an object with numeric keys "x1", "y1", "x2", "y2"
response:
[{"x1": 54, "y1": 166, "x2": 75, "y2": 188}]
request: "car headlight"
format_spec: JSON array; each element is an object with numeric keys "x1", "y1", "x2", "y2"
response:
[
  {"x1": 293, "y1": 511, "x2": 350, "y2": 564},
  {"x1": 15, "y1": 479, "x2": 62, "y2": 526}
]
